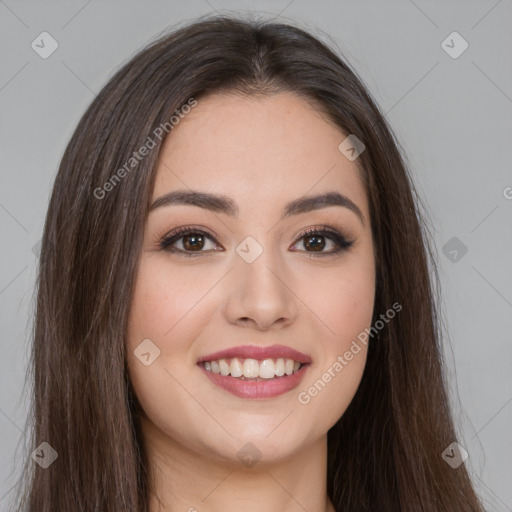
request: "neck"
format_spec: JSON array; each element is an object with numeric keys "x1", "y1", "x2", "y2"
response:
[{"x1": 142, "y1": 417, "x2": 335, "y2": 512}]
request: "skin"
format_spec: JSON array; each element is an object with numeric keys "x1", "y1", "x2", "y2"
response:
[{"x1": 126, "y1": 91, "x2": 376, "y2": 512}]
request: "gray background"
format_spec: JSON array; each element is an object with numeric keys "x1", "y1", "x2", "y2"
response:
[{"x1": 1, "y1": 0, "x2": 511, "y2": 510}]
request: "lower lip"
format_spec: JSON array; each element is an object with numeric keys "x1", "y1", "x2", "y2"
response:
[{"x1": 199, "y1": 364, "x2": 310, "y2": 399}]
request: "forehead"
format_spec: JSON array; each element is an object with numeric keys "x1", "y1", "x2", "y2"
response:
[{"x1": 153, "y1": 92, "x2": 369, "y2": 221}]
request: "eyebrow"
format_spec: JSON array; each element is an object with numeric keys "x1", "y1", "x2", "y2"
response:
[{"x1": 149, "y1": 189, "x2": 365, "y2": 225}]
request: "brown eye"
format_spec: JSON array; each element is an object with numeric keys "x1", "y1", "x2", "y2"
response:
[
  {"x1": 291, "y1": 227, "x2": 354, "y2": 256},
  {"x1": 181, "y1": 233, "x2": 205, "y2": 251},
  {"x1": 160, "y1": 227, "x2": 220, "y2": 256},
  {"x1": 303, "y1": 234, "x2": 326, "y2": 252},
  {"x1": 160, "y1": 225, "x2": 354, "y2": 258}
]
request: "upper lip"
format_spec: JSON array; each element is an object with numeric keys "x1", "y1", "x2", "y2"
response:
[{"x1": 197, "y1": 344, "x2": 312, "y2": 364}]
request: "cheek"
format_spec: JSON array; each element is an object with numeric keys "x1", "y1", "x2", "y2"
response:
[
  {"x1": 292, "y1": 256, "x2": 375, "y2": 427},
  {"x1": 298, "y1": 256, "x2": 376, "y2": 348},
  {"x1": 127, "y1": 259, "x2": 210, "y2": 347},
  {"x1": 125, "y1": 261, "x2": 210, "y2": 429}
]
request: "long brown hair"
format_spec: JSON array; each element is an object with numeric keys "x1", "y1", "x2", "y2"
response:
[{"x1": 10, "y1": 13, "x2": 486, "y2": 512}]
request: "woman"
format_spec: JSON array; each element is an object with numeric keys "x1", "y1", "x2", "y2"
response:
[{"x1": 12, "y1": 14, "x2": 486, "y2": 512}]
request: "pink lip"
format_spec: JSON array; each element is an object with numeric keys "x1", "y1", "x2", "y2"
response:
[
  {"x1": 199, "y1": 364, "x2": 310, "y2": 399},
  {"x1": 197, "y1": 344, "x2": 312, "y2": 400},
  {"x1": 197, "y1": 344, "x2": 312, "y2": 364}
]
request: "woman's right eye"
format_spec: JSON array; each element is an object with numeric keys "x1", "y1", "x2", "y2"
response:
[{"x1": 160, "y1": 228, "x2": 221, "y2": 256}]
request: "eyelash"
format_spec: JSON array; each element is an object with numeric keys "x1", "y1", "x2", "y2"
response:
[{"x1": 158, "y1": 224, "x2": 354, "y2": 258}]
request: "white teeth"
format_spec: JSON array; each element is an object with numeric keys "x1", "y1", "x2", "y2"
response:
[
  {"x1": 243, "y1": 358, "x2": 260, "y2": 378},
  {"x1": 202, "y1": 357, "x2": 304, "y2": 379},
  {"x1": 210, "y1": 360, "x2": 220, "y2": 374},
  {"x1": 219, "y1": 359, "x2": 230, "y2": 376},
  {"x1": 230, "y1": 358, "x2": 243, "y2": 377},
  {"x1": 275, "y1": 358, "x2": 285, "y2": 376},
  {"x1": 259, "y1": 359, "x2": 275, "y2": 379}
]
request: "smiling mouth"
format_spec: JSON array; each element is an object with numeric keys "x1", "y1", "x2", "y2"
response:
[{"x1": 200, "y1": 357, "x2": 305, "y2": 381}]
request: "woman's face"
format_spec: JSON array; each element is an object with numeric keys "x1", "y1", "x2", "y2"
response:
[{"x1": 126, "y1": 91, "x2": 375, "y2": 465}]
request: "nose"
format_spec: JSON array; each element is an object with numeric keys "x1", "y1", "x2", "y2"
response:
[{"x1": 223, "y1": 245, "x2": 298, "y2": 331}]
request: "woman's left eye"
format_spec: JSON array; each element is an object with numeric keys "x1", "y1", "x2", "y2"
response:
[
  {"x1": 291, "y1": 227, "x2": 354, "y2": 255},
  {"x1": 159, "y1": 226, "x2": 354, "y2": 257}
]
